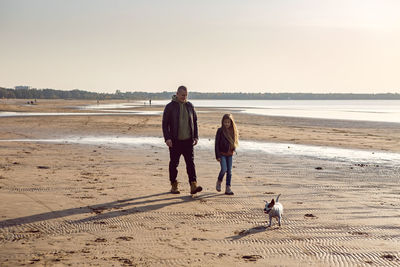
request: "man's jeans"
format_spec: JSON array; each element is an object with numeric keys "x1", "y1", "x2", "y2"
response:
[
  {"x1": 169, "y1": 139, "x2": 197, "y2": 183},
  {"x1": 217, "y1": 155, "x2": 232, "y2": 186}
]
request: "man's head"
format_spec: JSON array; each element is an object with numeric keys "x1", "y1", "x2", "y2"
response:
[{"x1": 176, "y1": 86, "x2": 188, "y2": 103}]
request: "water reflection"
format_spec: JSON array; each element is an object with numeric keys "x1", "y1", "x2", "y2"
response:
[
  {"x1": 3, "y1": 100, "x2": 399, "y2": 122},
  {"x1": 1, "y1": 136, "x2": 399, "y2": 167},
  {"x1": 77, "y1": 103, "x2": 142, "y2": 110},
  {"x1": 0, "y1": 111, "x2": 161, "y2": 117}
]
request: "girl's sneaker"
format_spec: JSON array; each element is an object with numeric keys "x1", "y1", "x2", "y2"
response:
[
  {"x1": 216, "y1": 180, "x2": 222, "y2": 192},
  {"x1": 225, "y1": 185, "x2": 234, "y2": 195}
]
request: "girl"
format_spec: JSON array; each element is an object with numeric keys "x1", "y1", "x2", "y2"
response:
[{"x1": 215, "y1": 114, "x2": 239, "y2": 195}]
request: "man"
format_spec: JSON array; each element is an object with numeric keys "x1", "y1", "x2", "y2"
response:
[{"x1": 162, "y1": 86, "x2": 202, "y2": 195}]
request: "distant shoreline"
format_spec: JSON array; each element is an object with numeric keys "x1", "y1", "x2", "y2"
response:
[
  {"x1": 1, "y1": 99, "x2": 400, "y2": 152},
  {"x1": 1, "y1": 86, "x2": 400, "y2": 100}
]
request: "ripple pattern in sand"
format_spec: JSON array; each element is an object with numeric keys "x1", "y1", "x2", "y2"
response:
[
  {"x1": 1, "y1": 203, "x2": 399, "y2": 266},
  {"x1": 1, "y1": 149, "x2": 399, "y2": 266}
]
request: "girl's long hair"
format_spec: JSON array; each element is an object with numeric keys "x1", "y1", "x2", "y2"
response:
[{"x1": 221, "y1": 114, "x2": 239, "y2": 149}]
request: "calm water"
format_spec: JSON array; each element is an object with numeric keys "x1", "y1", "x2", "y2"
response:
[
  {"x1": 151, "y1": 99, "x2": 400, "y2": 124},
  {"x1": 1, "y1": 100, "x2": 399, "y2": 123}
]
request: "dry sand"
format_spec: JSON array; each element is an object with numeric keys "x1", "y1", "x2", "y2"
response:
[{"x1": 0, "y1": 99, "x2": 399, "y2": 266}]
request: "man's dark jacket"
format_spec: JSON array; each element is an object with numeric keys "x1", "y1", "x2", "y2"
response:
[{"x1": 162, "y1": 100, "x2": 198, "y2": 142}]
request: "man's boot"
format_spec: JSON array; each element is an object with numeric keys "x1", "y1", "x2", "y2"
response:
[
  {"x1": 190, "y1": 181, "x2": 203, "y2": 195},
  {"x1": 170, "y1": 181, "x2": 180, "y2": 194}
]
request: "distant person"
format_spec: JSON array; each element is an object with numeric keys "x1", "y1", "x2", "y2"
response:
[
  {"x1": 215, "y1": 114, "x2": 239, "y2": 195},
  {"x1": 162, "y1": 85, "x2": 202, "y2": 195},
  {"x1": 149, "y1": 99, "x2": 152, "y2": 106}
]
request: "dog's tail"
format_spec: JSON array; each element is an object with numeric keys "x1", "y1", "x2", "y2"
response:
[{"x1": 276, "y1": 194, "x2": 281, "y2": 202}]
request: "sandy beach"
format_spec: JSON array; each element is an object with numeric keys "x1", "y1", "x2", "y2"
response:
[{"x1": 1, "y1": 99, "x2": 399, "y2": 266}]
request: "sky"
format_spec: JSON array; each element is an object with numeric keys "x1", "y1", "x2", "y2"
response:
[{"x1": 1, "y1": 0, "x2": 400, "y2": 94}]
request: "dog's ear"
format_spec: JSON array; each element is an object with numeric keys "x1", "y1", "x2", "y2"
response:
[{"x1": 268, "y1": 199, "x2": 275, "y2": 208}]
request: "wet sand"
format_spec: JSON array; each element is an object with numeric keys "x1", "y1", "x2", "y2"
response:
[{"x1": 1, "y1": 99, "x2": 399, "y2": 266}]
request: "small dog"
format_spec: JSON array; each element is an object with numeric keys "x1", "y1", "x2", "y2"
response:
[{"x1": 264, "y1": 194, "x2": 283, "y2": 227}]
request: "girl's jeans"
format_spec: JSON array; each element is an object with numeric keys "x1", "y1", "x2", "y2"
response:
[{"x1": 217, "y1": 155, "x2": 232, "y2": 186}]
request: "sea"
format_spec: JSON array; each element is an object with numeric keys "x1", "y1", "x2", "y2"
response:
[
  {"x1": 1, "y1": 99, "x2": 400, "y2": 124},
  {"x1": 151, "y1": 99, "x2": 400, "y2": 124},
  {"x1": 1, "y1": 99, "x2": 399, "y2": 166}
]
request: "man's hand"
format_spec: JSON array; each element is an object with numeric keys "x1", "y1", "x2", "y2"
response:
[
  {"x1": 165, "y1": 139, "x2": 173, "y2": 148},
  {"x1": 193, "y1": 138, "x2": 198, "y2": 146},
  {"x1": 216, "y1": 158, "x2": 221, "y2": 162}
]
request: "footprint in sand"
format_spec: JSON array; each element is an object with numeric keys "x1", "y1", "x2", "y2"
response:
[
  {"x1": 263, "y1": 192, "x2": 275, "y2": 195},
  {"x1": 304, "y1": 213, "x2": 317, "y2": 218},
  {"x1": 381, "y1": 254, "x2": 397, "y2": 261},
  {"x1": 37, "y1": 165, "x2": 50, "y2": 169},
  {"x1": 29, "y1": 258, "x2": 41, "y2": 264},
  {"x1": 192, "y1": 237, "x2": 207, "y2": 241},
  {"x1": 242, "y1": 255, "x2": 262, "y2": 261},
  {"x1": 116, "y1": 236, "x2": 133, "y2": 241}
]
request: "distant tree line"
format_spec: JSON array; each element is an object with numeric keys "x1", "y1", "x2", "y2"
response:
[{"x1": 1, "y1": 86, "x2": 400, "y2": 100}]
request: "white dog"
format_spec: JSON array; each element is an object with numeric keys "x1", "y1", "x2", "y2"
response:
[{"x1": 264, "y1": 194, "x2": 283, "y2": 227}]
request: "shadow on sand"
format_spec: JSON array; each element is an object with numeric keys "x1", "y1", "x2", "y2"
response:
[
  {"x1": 0, "y1": 192, "x2": 225, "y2": 228},
  {"x1": 226, "y1": 225, "x2": 269, "y2": 240}
]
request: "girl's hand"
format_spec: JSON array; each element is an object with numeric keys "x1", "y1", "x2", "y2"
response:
[{"x1": 216, "y1": 158, "x2": 221, "y2": 162}]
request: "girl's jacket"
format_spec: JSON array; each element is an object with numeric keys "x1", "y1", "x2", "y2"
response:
[{"x1": 215, "y1": 127, "x2": 232, "y2": 159}]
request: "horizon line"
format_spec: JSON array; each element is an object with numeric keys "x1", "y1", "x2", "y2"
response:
[{"x1": 2, "y1": 86, "x2": 400, "y2": 95}]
